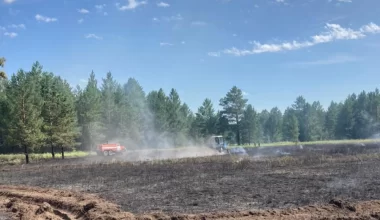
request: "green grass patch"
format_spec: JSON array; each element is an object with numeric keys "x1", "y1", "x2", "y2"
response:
[
  {"x1": 229, "y1": 138, "x2": 380, "y2": 148},
  {"x1": 0, "y1": 151, "x2": 91, "y2": 165}
]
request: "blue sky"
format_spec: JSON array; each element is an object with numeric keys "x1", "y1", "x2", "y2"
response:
[{"x1": 1, "y1": 0, "x2": 380, "y2": 113}]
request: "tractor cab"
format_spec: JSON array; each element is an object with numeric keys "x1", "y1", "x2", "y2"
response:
[{"x1": 207, "y1": 135, "x2": 228, "y2": 153}]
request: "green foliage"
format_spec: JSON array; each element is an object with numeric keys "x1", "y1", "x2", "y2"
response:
[
  {"x1": 2, "y1": 61, "x2": 380, "y2": 159},
  {"x1": 0, "y1": 57, "x2": 6, "y2": 79},
  {"x1": 219, "y1": 86, "x2": 248, "y2": 145},
  {"x1": 5, "y1": 63, "x2": 45, "y2": 153},
  {"x1": 76, "y1": 71, "x2": 102, "y2": 150}
]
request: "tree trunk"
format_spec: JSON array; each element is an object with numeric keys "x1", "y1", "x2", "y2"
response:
[
  {"x1": 61, "y1": 147, "x2": 64, "y2": 159},
  {"x1": 51, "y1": 142, "x2": 55, "y2": 159},
  {"x1": 24, "y1": 145, "x2": 29, "y2": 164}
]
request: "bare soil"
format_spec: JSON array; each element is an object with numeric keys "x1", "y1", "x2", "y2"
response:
[{"x1": 1, "y1": 143, "x2": 380, "y2": 219}]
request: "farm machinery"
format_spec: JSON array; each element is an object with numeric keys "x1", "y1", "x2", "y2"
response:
[
  {"x1": 96, "y1": 143, "x2": 126, "y2": 156},
  {"x1": 206, "y1": 135, "x2": 229, "y2": 153}
]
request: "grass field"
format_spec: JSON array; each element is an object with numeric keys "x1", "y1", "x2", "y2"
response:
[
  {"x1": 0, "y1": 151, "x2": 90, "y2": 165},
  {"x1": 231, "y1": 138, "x2": 380, "y2": 148}
]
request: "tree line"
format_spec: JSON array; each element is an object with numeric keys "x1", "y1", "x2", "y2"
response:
[{"x1": 1, "y1": 61, "x2": 380, "y2": 160}]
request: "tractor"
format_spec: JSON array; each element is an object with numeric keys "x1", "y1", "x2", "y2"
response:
[{"x1": 206, "y1": 135, "x2": 229, "y2": 153}]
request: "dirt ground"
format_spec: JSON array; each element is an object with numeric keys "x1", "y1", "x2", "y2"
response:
[{"x1": 1, "y1": 143, "x2": 380, "y2": 219}]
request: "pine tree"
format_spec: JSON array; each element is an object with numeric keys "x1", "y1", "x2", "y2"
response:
[
  {"x1": 166, "y1": 89, "x2": 184, "y2": 146},
  {"x1": 266, "y1": 107, "x2": 282, "y2": 142},
  {"x1": 336, "y1": 94, "x2": 356, "y2": 139},
  {"x1": 241, "y1": 104, "x2": 257, "y2": 145},
  {"x1": 219, "y1": 86, "x2": 248, "y2": 145},
  {"x1": 76, "y1": 71, "x2": 102, "y2": 151},
  {"x1": 194, "y1": 98, "x2": 218, "y2": 139},
  {"x1": 325, "y1": 101, "x2": 340, "y2": 139},
  {"x1": 123, "y1": 78, "x2": 147, "y2": 146},
  {"x1": 41, "y1": 73, "x2": 80, "y2": 158},
  {"x1": 100, "y1": 72, "x2": 118, "y2": 142},
  {"x1": 282, "y1": 108, "x2": 299, "y2": 143},
  {"x1": 6, "y1": 67, "x2": 44, "y2": 163},
  {"x1": 0, "y1": 57, "x2": 6, "y2": 79}
]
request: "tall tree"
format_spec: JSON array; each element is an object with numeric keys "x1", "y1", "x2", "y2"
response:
[
  {"x1": 77, "y1": 71, "x2": 102, "y2": 151},
  {"x1": 6, "y1": 66, "x2": 44, "y2": 163},
  {"x1": 123, "y1": 78, "x2": 147, "y2": 146},
  {"x1": 292, "y1": 96, "x2": 307, "y2": 142},
  {"x1": 325, "y1": 101, "x2": 340, "y2": 139},
  {"x1": 241, "y1": 104, "x2": 257, "y2": 145},
  {"x1": 100, "y1": 72, "x2": 118, "y2": 142},
  {"x1": 0, "y1": 57, "x2": 6, "y2": 79},
  {"x1": 266, "y1": 107, "x2": 282, "y2": 142},
  {"x1": 282, "y1": 108, "x2": 299, "y2": 143},
  {"x1": 166, "y1": 88, "x2": 185, "y2": 146},
  {"x1": 336, "y1": 94, "x2": 356, "y2": 139},
  {"x1": 41, "y1": 73, "x2": 79, "y2": 158},
  {"x1": 219, "y1": 86, "x2": 248, "y2": 145},
  {"x1": 194, "y1": 98, "x2": 218, "y2": 139}
]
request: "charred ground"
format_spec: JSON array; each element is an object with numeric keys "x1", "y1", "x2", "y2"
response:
[{"x1": 1, "y1": 143, "x2": 380, "y2": 216}]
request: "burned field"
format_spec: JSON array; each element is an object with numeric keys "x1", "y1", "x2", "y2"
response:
[{"x1": 1, "y1": 143, "x2": 380, "y2": 219}]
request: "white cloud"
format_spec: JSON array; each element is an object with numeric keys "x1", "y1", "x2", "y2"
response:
[
  {"x1": 276, "y1": 0, "x2": 285, "y2": 2},
  {"x1": 191, "y1": 21, "x2": 207, "y2": 26},
  {"x1": 95, "y1": 4, "x2": 106, "y2": 10},
  {"x1": 8, "y1": 24, "x2": 25, "y2": 29},
  {"x1": 0, "y1": 26, "x2": 6, "y2": 31},
  {"x1": 211, "y1": 22, "x2": 380, "y2": 57},
  {"x1": 35, "y1": 14, "x2": 58, "y2": 23},
  {"x1": 85, "y1": 34, "x2": 103, "y2": 40},
  {"x1": 242, "y1": 91, "x2": 250, "y2": 96},
  {"x1": 337, "y1": 0, "x2": 352, "y2": 3},
  {"x1": 292, "y1": 55, "x2": 359, "y2": 66},
  {"x1": 78, "y1": 8, "x2": 90, "y2": 14},
  {"x1": 78, "y1": 19, "x2": 84, "y2": 24},
  {"x1": 360, "y1": 22, "x2": 380, "y2": 34},
  {"x1": 4, "y1": 0, "x2": 16, "y2": 4},
  {"x1": 116, "y1": 0, "x2": 147, "y2": 10},
  {"x1": 181, "y1": 41, "x2": 186, "y2": 44},
  {"x1": 157, "y1": 2, "x2": 170, "y2": 7},
  {"x1": 160, "y1": 42, "x2": 173, "y2": 46},
  {"x1": 208, "y1": 52, "x2": 220, "y2": 57},
  {"x1": 163, "y1": 14, "x2": 183, "y2": 22},
  {"x1": 104, "y1": 12, "x2": 108, "y2": 16},
  {"x1": 153, "y1": 17, "x2": 159, "y2": 22},
  {"x1": 4, "y1": 32, "x2": 17, "y2": 38}
]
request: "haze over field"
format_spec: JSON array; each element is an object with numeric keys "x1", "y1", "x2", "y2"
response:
[{"x1": 1, "y1": 0, "x2": 380, "y2": 113}]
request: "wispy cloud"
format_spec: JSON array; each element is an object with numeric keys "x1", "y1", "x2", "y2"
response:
[
  {"x1": 337, "y1": 0, "x2": 352, "y2": 3},
  {"x1": 208, "y1": 52, "x2": 221, "y2": 57},
  {"x1": 78, "y1": 8, "x2": 90, "y2": 14},
  {"x1": 291, "y1": 55, "x2": 359, "y2": 67},
  {"x1": 8, "y1": 24, "x2": 25, "y2": 29},
  {"x1": 191, "y1": 21, "x2": 207, "y2": 26},
  {"x1": 210, "y1": 22, "x2": 380, "y2": 57},
  {"x1": 153, "y1": 14, "x2": 183, "y2": 22},
  {"x1": 242, "y1": 91, "x2": 250, "y2": 96},
  {"x1": 4, "y1": 32, "x2": 17, "y2": 38},
  {"x1": 78, "y1": 19, "x2": 84, "y2": 24},
  {"x1": 85, "y1": 34, "x2": 103, "y2": 40},
  {"x1": 160, "y1": 42, "x2": 174, "y2": 46},
  {"x1": 35, "y1": 14, "x2": 58, "y2": 23},
  {"x1": 4, "y1": 0, "x2": 16, "y2": 4},
  {"x1": 95, "y1": 4, "x2": 108, "y2": 15},
  {"x1": 157, "y1": 2, "x2": 170, "y2": 7},
  {"x1": 116, "y1": 0, "x2": 147, "y2": 10},
  {"x1": 95, "y1": 4, "x2": 106, "y2": 10},
  {"x1": 0, "y1": 26, "x2": 6, "y2": 31}
]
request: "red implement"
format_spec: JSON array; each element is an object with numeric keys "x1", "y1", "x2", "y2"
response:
[{"x1": 96, "y1": 143, "x2": 126, "y2": 156}]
